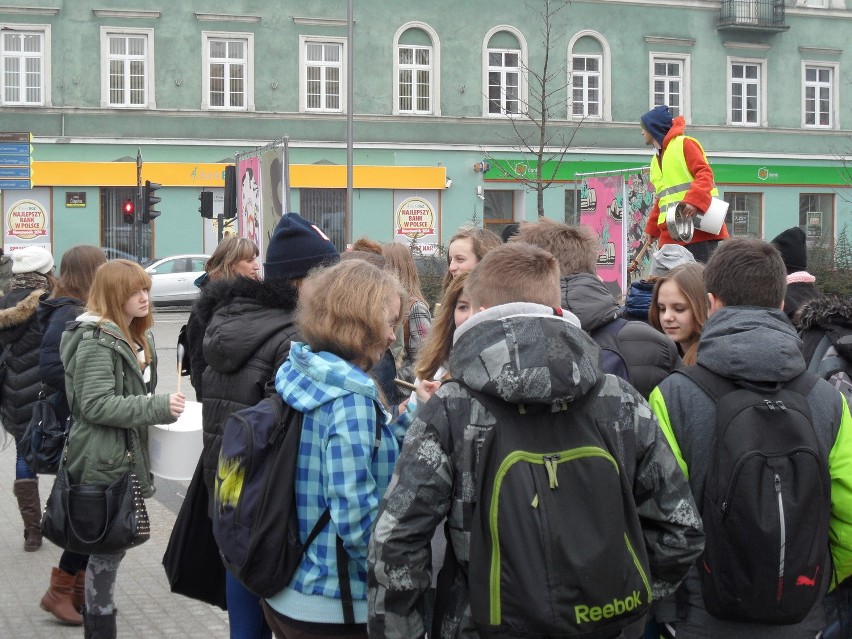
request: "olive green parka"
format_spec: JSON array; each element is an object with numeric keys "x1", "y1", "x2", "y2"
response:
[{"x1": 60, "y1": 314, "x2": 176, "y2": 497}]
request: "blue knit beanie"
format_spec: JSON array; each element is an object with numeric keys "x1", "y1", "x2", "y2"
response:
[
  {"x1": 641, "y1": 105, "x2": 673, "y2": 146},
  {"x1": 263, "y1": 213, "x2": 339, "y2": 280}
]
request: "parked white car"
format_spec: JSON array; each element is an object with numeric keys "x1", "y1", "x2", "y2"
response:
[{"x1": 145, "y1": 254, "x2": 209, "y2": 304}]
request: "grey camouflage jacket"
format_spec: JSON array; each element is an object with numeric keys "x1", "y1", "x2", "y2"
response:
[{"x1": 368, "y1": 303, "x2": 704, "y2": 639}]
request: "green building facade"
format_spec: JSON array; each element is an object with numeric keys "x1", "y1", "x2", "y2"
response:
[{"x1": 1, "y1": 0, "x2": 850, "y2": 262}]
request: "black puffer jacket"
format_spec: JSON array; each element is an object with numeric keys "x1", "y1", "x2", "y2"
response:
[
  {"x1": 795, "y1": 294, "x2": 852, "y2": 368},
  {"x1": 196, "y1": 276, "x2": 299, "y2": 515},
  {"x1": 561, "y1": 273, "x2": 680, "y2": 398},
  {"x1": 37, "y1": 296, "x2": 83, "y2": 423},
  {"x1": 0, "y1": 285, "x2": 49, "y2": 439}
]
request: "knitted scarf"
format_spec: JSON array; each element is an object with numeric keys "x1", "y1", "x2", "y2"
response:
[{"x1": 11, "y1": 272, "x2": 50, "y2": 292}]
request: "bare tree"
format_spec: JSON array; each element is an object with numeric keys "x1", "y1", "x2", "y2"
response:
[{"x1": 485, "y1": 0, "x2": 582, "y2": 217}]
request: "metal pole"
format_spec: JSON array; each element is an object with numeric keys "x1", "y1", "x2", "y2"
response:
[
  {"x1": 345, "y1": 0, "x2": 354, "y2": 247},
  {"x1": 283, "y1": 135, "x2": 291, "y2": 214}
]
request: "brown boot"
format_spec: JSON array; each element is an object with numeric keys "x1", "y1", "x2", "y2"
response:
[
  {"x1": 13, "y1": 478, "x2": 42, "y2": 551},
  {"x1": 40, "y1": 567, "x2": 83, "y2": 625},
  {"x1": 72, "y1": 569, "x2": 86, "y2": 613}
]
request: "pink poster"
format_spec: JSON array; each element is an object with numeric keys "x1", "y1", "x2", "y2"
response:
[
  {"x1": 237, "y1": 156, "x2": 262, "y2": 249},
  {"x1": 579, "y1": 176, "x2": 625, "y2": 298}
]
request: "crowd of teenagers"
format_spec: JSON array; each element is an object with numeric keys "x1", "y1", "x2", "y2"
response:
[{"x1": 1, "y1": 210, "x2": 851, "y2": 639}]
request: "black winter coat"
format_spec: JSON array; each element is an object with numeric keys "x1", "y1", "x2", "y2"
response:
[
  {"x1": 195, "y1": 276, "x2": 299, "y2": 515},
  {"x1": 37, "y1": 296, "x2": 82, "y2": 423},
  {"x1": 561, "y1": 273, "x2": 680, "y2": 398},
  {"x1": 0, "y1": 286, "x2": 49, "y2": 439}
]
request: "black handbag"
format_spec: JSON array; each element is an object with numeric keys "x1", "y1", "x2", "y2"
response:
[
  {"x1": 162, "y1": 458, "x2": 227, "y2": 610},
  {"x1": 41, "y1": 430, "x2": 150, "y2": 554},
  {"x1": 22, "y1": 390, "x2": 70, "y2": 474}
]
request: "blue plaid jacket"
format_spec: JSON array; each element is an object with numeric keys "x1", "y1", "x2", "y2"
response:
[{"x1": 266, "y1": 341, "x2": 410, "y2": 623}]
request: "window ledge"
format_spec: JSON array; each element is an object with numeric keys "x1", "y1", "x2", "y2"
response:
[
  {"x1": 195, "y1": 13, "x2": 261, "y2": 23},
  {"x1": 0, "y1": 5, "x2": 59, "y2": 15},
  {"x1": 93, "y1": 9, "x2": 160, "y2": 19}
]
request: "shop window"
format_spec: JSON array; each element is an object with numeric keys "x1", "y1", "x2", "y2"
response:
[
  {"x1": 565, "y1": 188, "x2": 579, "y2": 225},
  {"x1": 722, "y1": 192, "x2": 762, "y2": 237},
  {"x1": 799, "y1": 193, "x2": 834, "y2": 254},
  {"x1": 299, "y1": 188, "x2": 345, "y2": 251},
  {"x1": 101, "y1": 187, "x2": 151, "y2": 263},
  {"x1": 483, "y1": 189, "x2": 515, "y2": 237}
]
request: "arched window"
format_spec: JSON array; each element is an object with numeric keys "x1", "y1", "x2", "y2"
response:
[
  {"x1": 483, "y1": 25, "x2": 528, "y2": 117},
  {"x1": 393, "y1": 22, "x2": 440, "y2": 115},
  {"x1": 568, "y1": 30, "x2": 611, "y2": 121}
]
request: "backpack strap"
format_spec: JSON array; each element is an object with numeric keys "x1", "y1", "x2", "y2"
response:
[{"x1": 807, "y1": 334, "x2": 833, "y2": 375}]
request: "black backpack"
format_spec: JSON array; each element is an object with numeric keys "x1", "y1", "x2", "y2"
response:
[
  {"x1": 678, "y1": 366, "x2": 830, "y2": 624},
  {"x1": 589, "y1": 318, "x2": 631, "y2": 384},
  {"x1": 463, "y1": 382, "x2": 651, "y2": 639}
]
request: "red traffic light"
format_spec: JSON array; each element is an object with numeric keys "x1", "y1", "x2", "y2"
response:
[{"x1": 123, "y1": 199, "x2": 135, "y2": 224}]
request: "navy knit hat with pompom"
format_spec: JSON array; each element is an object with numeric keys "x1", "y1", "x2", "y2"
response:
[{"x1": 263, "y1": 213, "x2": 339, "y2": 280}]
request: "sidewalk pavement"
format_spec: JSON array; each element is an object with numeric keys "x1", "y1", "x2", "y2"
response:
[{"x1": 0, "y1": 439, "x2": 230, "y2": 638}]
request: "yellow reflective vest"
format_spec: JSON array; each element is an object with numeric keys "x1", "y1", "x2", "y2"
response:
[{"x1": 650, "y1": 135, "x2": 718, "y2": 224}]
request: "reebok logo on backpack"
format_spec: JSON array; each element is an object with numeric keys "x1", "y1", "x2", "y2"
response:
[
  {"x1": 212, "y1": 393, "x2": 310, "y2": 598},
  {"x1": 462, "y1": 382, "x2": 651, "y2": 638},
  {"x1": 680, "y1": 366, "x2": 830, "y2": 624}
]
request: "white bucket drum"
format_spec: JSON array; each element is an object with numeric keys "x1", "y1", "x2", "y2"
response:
[{"x1": 149, "y1": 400, "x2": 203, "y2": 481}]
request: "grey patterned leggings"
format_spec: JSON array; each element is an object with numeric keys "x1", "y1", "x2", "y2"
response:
[{"x1": 86, "y1": 551, "x2": 126, "y2": 615}]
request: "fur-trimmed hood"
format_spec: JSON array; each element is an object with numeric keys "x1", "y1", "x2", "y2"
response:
[
  {"x1": 795, "y1": 295, "x2": 852, "y2": 331},
  {"x1": 192, "y1": 275, "x2": 299, "y2": 325},
  {"x1": 0, "y1": 289, "x2": 45, "y2": 333}
]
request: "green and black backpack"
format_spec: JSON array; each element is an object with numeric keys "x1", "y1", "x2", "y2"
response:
[{"x1": 462, "y1": 382, "x2": 651, "y2": 639}]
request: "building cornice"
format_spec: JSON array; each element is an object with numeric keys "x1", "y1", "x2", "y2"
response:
[
  {"x1": 195, "y1": 13, "x2": 261, "y2": 23},
  {"x1": 723, "y1": 41, "x2": 772, "y2": 50},
  {"x1": 292, "y1": 17, "x2": 348, "y2": 27},
  {"x1": 644, "y1": 36, "x2": 695, "y2": 47},
  {"x1": 0, "y1": 6, "x2": 59, "y2": 15},
  {"x1": 92, "y1": 9, "x2": 160, "y2": 19}
]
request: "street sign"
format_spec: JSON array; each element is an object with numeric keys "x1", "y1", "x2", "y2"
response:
[{"x1": 0, "y1": 133, "x2": 33, "y2": 190}]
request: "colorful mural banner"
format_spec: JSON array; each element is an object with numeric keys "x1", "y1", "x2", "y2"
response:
[
  {"x1": 260, "y1": 147, "x2": 284, "y2": 256},
  {"x1": 578, "y1": 169, "x2": 653, "y2": 297},
  {"x1": 237, "y1": 156, "x2": 262, "y2": 256}
]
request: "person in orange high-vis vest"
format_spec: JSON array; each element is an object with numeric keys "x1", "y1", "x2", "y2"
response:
[{"x1": 640, "y1": 105, "x2": 728, "y2": 263}]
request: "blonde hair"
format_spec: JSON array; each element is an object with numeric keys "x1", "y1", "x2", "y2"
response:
[
  {"x1": 382, "y1": 242, "x2": 426, "y2": 305},
  {"x1": 649, "y1": 262, "x2": 708, "y2": 365},
  {"x1": 297, "y1": 259, "x2": 406, "y2": 371},
  {"x1": 514, "y1": 218, "x2": 599, "y2": 276},
  {"x1": 465, "y1": 243, "x2": 560, "y2": 309},
  {"x1": 51, "y1": 245, "x2": 107, "y2": 302},
  {"x1": 415, "y1": 272, "x2": 468, "y2": 381},
  {"x1": 86, "y1": 260, "x2": 154, "y2": 367},
  {"x1": 205, "y1": 237, "x2": 259, "y2": 281},
  {"x1": 441, "y1": 226, "x2": 502, "y2": 290}
]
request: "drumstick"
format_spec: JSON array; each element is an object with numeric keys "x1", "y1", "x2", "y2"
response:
[
  {"x1": 394, "y1": 378, "x2": 417, "y2": 391},
  {"x1": 628, "y1": 240, "x2": 653, "y2": 273},
  {"x1": 176, "y1": 343, "x2": 185, "y2": 394}
]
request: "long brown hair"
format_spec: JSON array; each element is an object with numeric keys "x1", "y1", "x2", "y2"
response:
[
  {"x1": 205, "y1": 237, "x2": 259, "y2": 281},
  {"x1": 51, "y1": 245, "x2": 107, "y2": 302},
  {"x1": 382, "y1": 242, "x2": 426, "y2": 305},
  {"x1": 441, "y1": 226, "x2": 502, "y2": 291},
  {"x1": 86, "y1": 260, "x2": 154, "y2": 367},
  {"x1": 415, "y1": 272, "x2": 468, "y2": 381},
  {"x1": 649, "y1": 262, "x2": 708, "y2": 365}
]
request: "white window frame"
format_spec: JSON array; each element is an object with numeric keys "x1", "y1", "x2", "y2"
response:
[
  {"x1": 299, "y1": 35, "x2": 346, "y2": 114},
  {"x1": 0, "y1": 23, "x2": 51, "y2": 107},
  {"x1": 801, "y1": 61, "x2": 838, "y2": 129},
  {"x1": 482, "y1": 25, "x2": 528, "y2": 118},
  {"x1": 568, "y1": 30, "x2": 612, "y2": 122},
  {"x1": 201, "y1": 31, "x2": 254, "y2": 111},
  {"x1": 727, "y1": 56, "x2": 766, "y2": 127},
  {"x1": 100, "y1": 27, "x2": 155, "y2": 109},
  {"x1": 648, "y1": 52, "x2": 690, "y2": 122},
  {"x1": 392, "y1": 22, "x2": 440, "y2": 116},
  {"x1": 570, "y1": 54, "x2": 602, "y2": 119}
]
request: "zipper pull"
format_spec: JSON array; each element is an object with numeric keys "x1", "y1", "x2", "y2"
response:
[
  {"x1": 543, "y1": 455, "x2": 559, "y2": 489},
  {"x1": 776, "y1": 401, "x2": 787, "y2": 412},
  {"x1": 764, "y1": 399, "x2": 776, "y2": 411}
]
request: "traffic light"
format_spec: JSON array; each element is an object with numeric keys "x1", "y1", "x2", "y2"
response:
[
  {"x1": 199, "y1": 191, "x2": 214, "y2": 219},
  {"x1": 142, "y1": 180, "x2": 161, "y2": 224},
  {"x1": 223, "y1": 165, "x2": 237, "y2": 219},
  {"x1": 122, "y1": 199, "x2": 135, "y2": 224}
]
